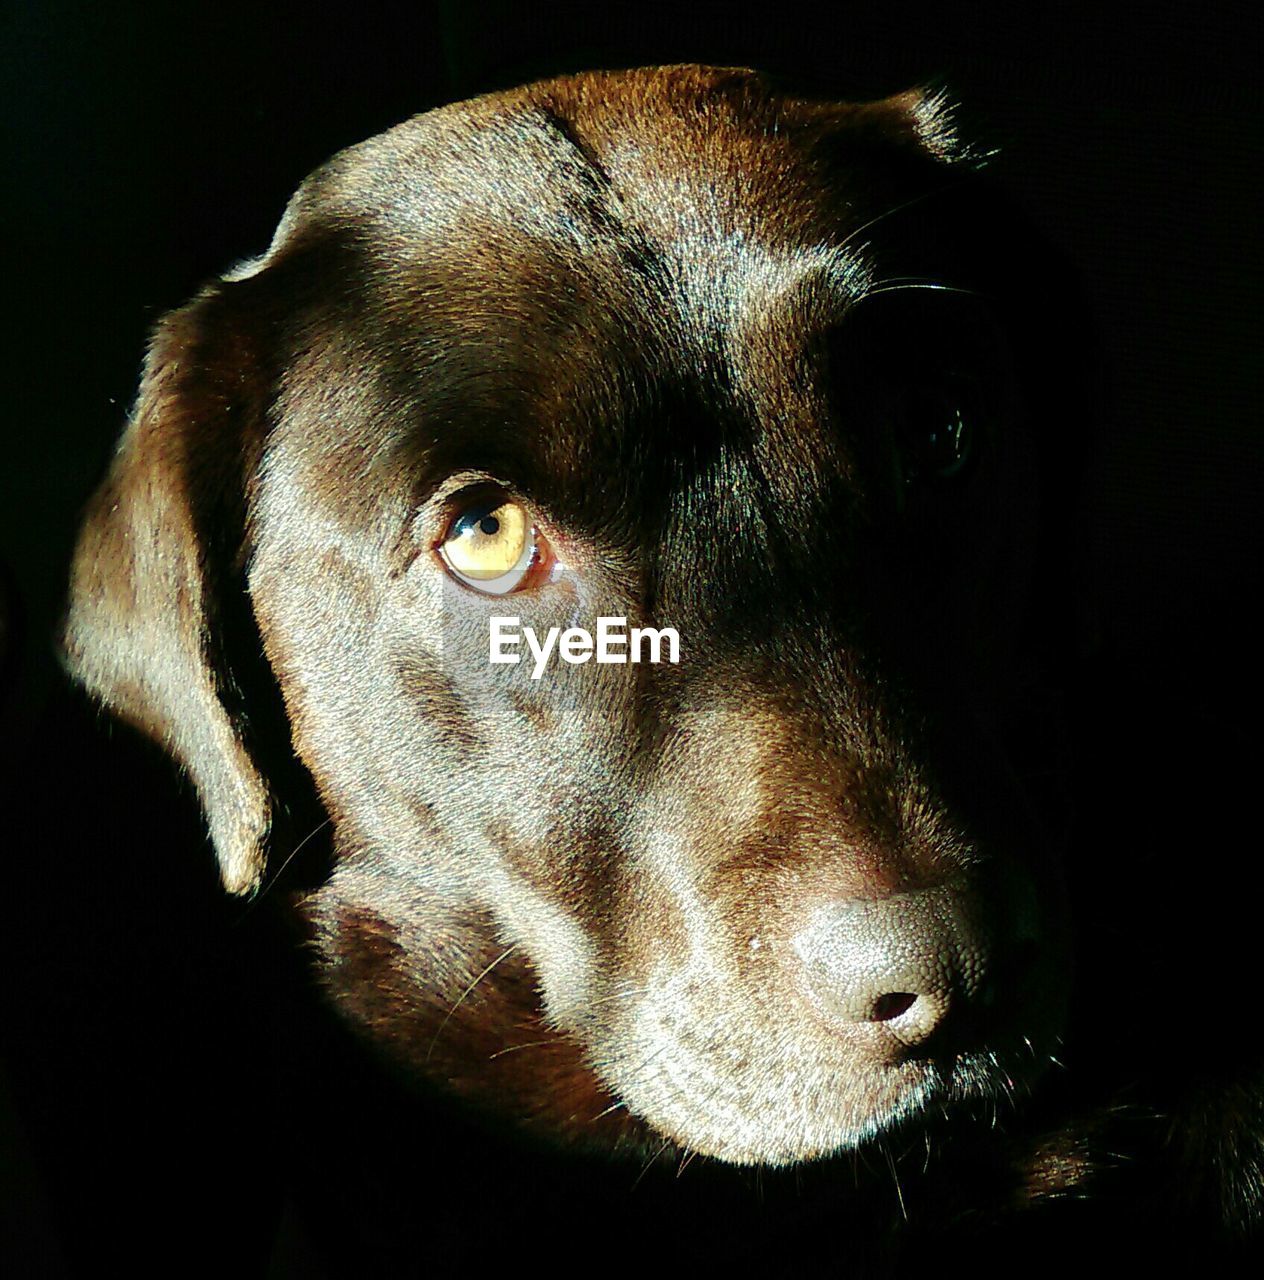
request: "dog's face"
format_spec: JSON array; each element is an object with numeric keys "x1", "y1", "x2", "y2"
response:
[{"x1": 64, "y1": 66, "x2": 1071, "y2": 1166}]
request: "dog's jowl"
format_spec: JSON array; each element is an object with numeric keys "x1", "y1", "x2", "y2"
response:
[{"x1": 63, "y1": 67, "x2": 1076, "y2": 1180}]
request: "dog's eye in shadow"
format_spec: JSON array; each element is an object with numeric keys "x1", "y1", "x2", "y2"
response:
[
  {"x1": 895, "y1": 381, "x2": 982, "y2": 487},
  {"x1": 438, "y1": 495, "x2": 554, "y2": 594}
]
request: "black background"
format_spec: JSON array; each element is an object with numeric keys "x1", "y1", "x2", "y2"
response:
[{"x1": 2, "y1": 1, "x2": 1261, "y2": 1274}]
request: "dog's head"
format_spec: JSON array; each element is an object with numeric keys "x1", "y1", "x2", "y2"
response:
[{"x1": 64, "y1": 66, "x2": 1074, "y2": 1166}]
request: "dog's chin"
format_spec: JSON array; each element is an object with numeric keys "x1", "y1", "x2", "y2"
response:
[
  {"x1": 575, "y1": 963, "x2": 1062, "y2": 1167},
  {"x1": 605, "y1": 1048, "x2": 1043, "y2": 1167}
]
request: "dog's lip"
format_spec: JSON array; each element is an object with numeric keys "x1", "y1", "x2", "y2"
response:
[
  {"x1": 622, "y1": 1048, "x2": 1036, "y2": 1166},
  {"x1": 593, "y1": 1011, "x2": 1057, "y2": 1166}
]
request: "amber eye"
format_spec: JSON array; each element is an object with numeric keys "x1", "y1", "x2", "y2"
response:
[{"x1": 438, "y1": 495, "x2": 551, "y2": 594}]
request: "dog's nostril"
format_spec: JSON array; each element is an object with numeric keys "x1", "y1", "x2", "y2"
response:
[
  {"x1": 870, "y1": 991, "x2": 918, "y2": 1022},
  {"x1": 791, "y1": 887, "x2": 991, "y2": 1048}
]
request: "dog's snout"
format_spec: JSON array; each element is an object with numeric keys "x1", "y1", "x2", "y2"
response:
[{"x1": 790, "y1": 887, "x2": 991, "y2": 1049}]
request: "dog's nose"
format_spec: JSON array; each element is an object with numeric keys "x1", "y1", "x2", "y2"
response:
[{"x1": 790, "y1": 886, "x2": 991, "y2": 1048}]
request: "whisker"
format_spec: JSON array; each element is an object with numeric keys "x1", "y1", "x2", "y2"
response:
[
  {"x1": 883, "y1": 1142, "x2": 908, "y2": 1222},
  {"x1": 488, "y1": 1039, "x2": 553, "y2": 1060},
  {"x1": 852, "y1": 280, "x2": 986, "y2": 305},
  {"x1": 835, "y1": 180, "x2": 972, "y2": 259},
  {"x1": 632, "y1": 1135, "x2": 675, "y2": 1189},
  {"x1": 235, "y1": 815, "x2": 333, "y2": 919},
  {"x1": 426, "y1": 944, "x2": 517, "y2": 1062},
  {"x1": 588, "y1": 1043, "x2": 668, "y2": 1123}
]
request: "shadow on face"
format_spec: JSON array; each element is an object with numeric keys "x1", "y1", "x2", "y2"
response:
[{"x1": 62, "y1": 64, "x2": 1077, "y2": 1169}]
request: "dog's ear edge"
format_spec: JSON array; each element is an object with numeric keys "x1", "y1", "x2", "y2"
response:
[
  {"x1": 870, "y1": 82, "x2": 992, "y2": 170},
  {"x1": 60, "y1": 288, "x2": 273, "y2": 896}
]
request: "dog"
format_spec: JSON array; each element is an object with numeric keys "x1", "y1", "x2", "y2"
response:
[{"x1": 63, "y1": 64, "x2": 1104, "y2": 1258}]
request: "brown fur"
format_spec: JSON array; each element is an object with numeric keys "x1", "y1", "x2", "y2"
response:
[{"x1": 64, "y1": 65, "x2": 1085, "y2": 1193}]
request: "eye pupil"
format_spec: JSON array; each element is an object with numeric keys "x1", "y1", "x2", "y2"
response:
[
  {"x1": 927, "y1": 409, "x2": 965, "y2": 462},
  {"x1": 900, "y1": 392, "x2": 976, "y2": 485},
  {"x1": 439, "y1": 494, "x2": 548, "y2": 596}
]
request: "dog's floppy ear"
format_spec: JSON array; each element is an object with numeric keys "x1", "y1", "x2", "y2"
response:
[{"x1": 62, "y1": 286, "x2": 272, "y2": 894}]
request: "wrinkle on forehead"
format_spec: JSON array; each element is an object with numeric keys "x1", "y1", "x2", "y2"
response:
[
  {"x1": 245, "y1": 70, "x2": 951, "y2": 570},
  {"x1": 255, "y1": 68, "x2": 903, "y2": 376}
]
